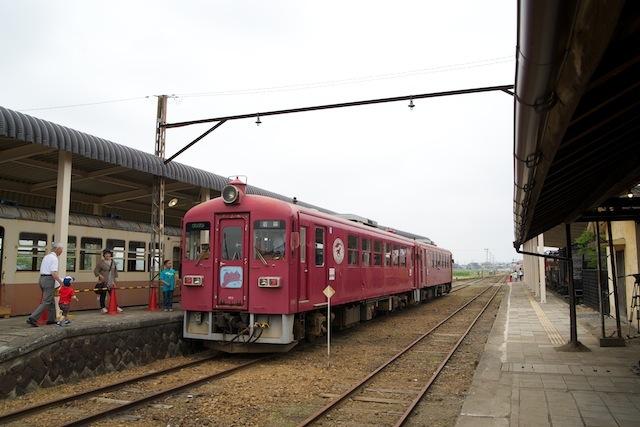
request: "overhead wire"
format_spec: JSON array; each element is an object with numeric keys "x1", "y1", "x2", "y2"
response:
[{"x1": 15, "y1": 55, "x2": 513, "y2": 112}]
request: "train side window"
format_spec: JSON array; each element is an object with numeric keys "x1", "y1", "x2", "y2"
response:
[
  {"x1": 52, "y1": 235, "x2": 77, "y2": 272},
  {"x1": 80, "y1": 237, "x2": 103, "y2": 271},
  {"x1": 106, "y1": 239, "x2": 125, "y2": 271},
  {"x1": 384, "y1": 243, "x2": 391, "y2": 267},
  {"x1": 392, "y1": 245, "x2": 400, "y2": 267},
  {"x1": 149, "y1": 242, "x2": 161, "y2": 273},
  {"x1": 315, "y1": 227, "x2": 324, "y2": 266},
  {"x1": 361, "y1": 238, "x2": 371, "y2": 266},
  {"x1": 185, "y1": 222, "x2": 211, "y2": 261},
  {"x1": 399, "y1": 247, "x2": 407, "y2": 267},
  {"x1": 300, "y1": 227, "x2": 306, "y2": 263},
  {"x1": 347, "y1": 235, "x2": 358, "y2": 266},
  {"x1": 373, "y1": 240, "x2": 382, "y2": 266},
  {"x1": 17, "y1": 232, "x2": 47, "y2": 271},
  {"x1": 127, "y1": 241, "x2": 146, "y2": 271}
]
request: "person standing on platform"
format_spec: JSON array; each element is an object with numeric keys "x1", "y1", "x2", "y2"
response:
[
  {"x1": 94, "y1": 249, "x2": 123, "y2": 313},
  {"x1": 57, "y1": 276, "x2": 78, "y2": 326},
  {"x1": 518, "y1": 268, "x2": 524, "y2": 281},
  {"x1": 26, "y1": 242, "x2": 64, "y2": 327},
  {"x1": 160, "y1": 259, "x2": 179, "y2": 311}
]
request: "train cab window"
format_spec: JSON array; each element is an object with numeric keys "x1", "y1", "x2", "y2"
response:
[
  {"x1": 384, "y1": 243, "x2": 392, "y2": 267},
  {"x1": 399, "y1": 247, "x2": 407, "y2": 267},
  {"x1": 80, "y1": 237, "x2": 103, "y2": 271},
  {"x1": 314, "y1": 227, "x2": 324, "y2": 266},
  {"x1": 347, "y1": 235, "x2": 358, "y2": 266},
  {"x1": 127, "y1": 241, "x2": 146, "y2": 271},
  {"x1": 17, "y1": 232, "x2": 47, "y2": 271},
  {"x1": 106, "y1": 239, "x2": 125, "y2": 271},
  {"x1": 373, "y1": 240, "x2": 382, "y2": 266},
  {"x1": 185, "y1": 222, "x2": 211, "y2": 261},
  {"x1": 361, "y1": 239, "x2": 371, "y2": 266},
  {"x1": 254, "y1": 220, "x2": 285, "y2": 261},
  {"x1": 52, "y1": 235, "x2": 77, "y2": 272}
]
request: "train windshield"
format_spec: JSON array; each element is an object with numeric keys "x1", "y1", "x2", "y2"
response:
[
  {"x1": 185, "y1": 222, "x2": 211, "y2": 261},
  {"x1": 254, "y1": 220, "x2": 286, "y2": 262}
]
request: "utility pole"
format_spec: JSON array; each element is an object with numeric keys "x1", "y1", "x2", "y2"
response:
[{"x1": 151, "y1": 95, "x2": 168, "y2": 283}]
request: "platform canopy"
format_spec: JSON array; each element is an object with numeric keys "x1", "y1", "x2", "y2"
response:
[
  {"x1": 0, "y1": 106, "x2": 332, "y2": 228},
  {"x1": 513, "y1": 0, "x2": 640, "y2": 248}
]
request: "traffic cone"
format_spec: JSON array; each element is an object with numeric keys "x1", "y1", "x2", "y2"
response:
[
  {"x1": 107, "y1": 288, "x2": 120, "y2": 315},
  {"x1": 37, "y1": 291, "x2": 49, "y2": 325},
  {"x1": 37, "y1": 310, "x2": 49, "y2": 325},
  {"x1": 147, "y1": 285, "x2": 159, "y2": 311}
]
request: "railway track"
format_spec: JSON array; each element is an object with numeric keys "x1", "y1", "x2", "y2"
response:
[
  {"x1": 298, "y1": 284, "x2": 503, "y2": 427},
  {"x1": 0, "y1": 352, "x2": 270, "y2": 426}
]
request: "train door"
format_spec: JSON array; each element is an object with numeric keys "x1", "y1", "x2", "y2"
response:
[
  {"x1": 298, "y1": 225, "x2": 309, "y2": 302},
  {"x1": 214, "y1": 214, "x2": 249, "y2": 310},
  {"x1": 307, "y1": 224, "x2": 327, "y2": 302}
]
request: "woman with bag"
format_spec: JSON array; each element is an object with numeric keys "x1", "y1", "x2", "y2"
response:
[{"x1": 94, "y1": 249, "x2": 123, "y2": 313}]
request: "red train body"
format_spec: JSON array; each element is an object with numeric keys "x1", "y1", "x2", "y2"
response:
[{"x1": 181, "y1": 180, "x2": 453, "y2": 352}]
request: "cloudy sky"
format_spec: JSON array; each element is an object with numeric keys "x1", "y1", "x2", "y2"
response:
[{"x1": 2, "y1": 0, "x2": 517, "y2": 264}]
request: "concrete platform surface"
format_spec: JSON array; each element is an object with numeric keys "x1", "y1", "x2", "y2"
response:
[
  {"x1": 0, "y1": 305, "x2": 182, "y2": 364},
  {"x1": 457, "y1": 282, "x2": 640, "y2": 427}
]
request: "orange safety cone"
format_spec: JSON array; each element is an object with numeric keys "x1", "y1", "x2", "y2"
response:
[
  {"x1": 107, "y1": 288, "x2": 120, "y2": 315},
  {"x1": 147, "y1": 285, "x2": 159, "y2": 311},
  {"x1": 37, "y1": 309, "x2": 49, "y2": 325}
]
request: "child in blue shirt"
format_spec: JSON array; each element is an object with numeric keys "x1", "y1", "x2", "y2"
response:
[{"x1": 159, "y1": 259, "x2": 179, "y2": 311}]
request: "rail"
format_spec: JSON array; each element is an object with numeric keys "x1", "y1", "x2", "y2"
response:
[{"x1": 298, "y1": 284, "x2": 502, "y2": 426}]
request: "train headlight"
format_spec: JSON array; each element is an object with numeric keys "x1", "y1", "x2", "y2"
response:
[
  {"x1": 222, "y1": 184, "x2": 240, "y2": 204},
  {"x1": 258, "y1": 277, "x2": 280, "y2": 288}
]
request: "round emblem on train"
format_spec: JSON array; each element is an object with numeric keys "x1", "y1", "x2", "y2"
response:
[{"x1": 332, "y1": 238, "x2": 345, "y2": 264}]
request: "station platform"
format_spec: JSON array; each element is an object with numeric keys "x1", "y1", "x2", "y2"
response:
[
  {"x1": 457, "y1": 281, "x2": 640, "y2": 427},
  {"x1": 0, "y1": 306, "x2": 191, "y2": 398}
]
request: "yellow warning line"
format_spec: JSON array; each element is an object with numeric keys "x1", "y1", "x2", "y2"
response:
[{"x1": 528, "y1": 295, "x2": 564, "y2": 345}]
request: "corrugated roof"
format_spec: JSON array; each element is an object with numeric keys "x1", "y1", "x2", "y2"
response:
[{"x1": 0, "y1": 106, "x2": 330, "y2": 212}]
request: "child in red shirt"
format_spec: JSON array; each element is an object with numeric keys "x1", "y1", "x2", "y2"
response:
[{"x1": 57, "y1": 276, "x2": 78, "y2": 326}]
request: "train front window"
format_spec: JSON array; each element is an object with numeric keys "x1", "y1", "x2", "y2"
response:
[
  {"x1": 254, "y1": 220, "x2": 285, "y2": 262},
  {"x1": 185, "y1": 222, "x2": 211, "y2": 261}
]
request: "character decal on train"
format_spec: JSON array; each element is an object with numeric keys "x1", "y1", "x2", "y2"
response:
[
  {"x1": 332, "y1": 238, "x2": 345, "y2": 264},
  {"x1": 220, "y1": 266, "x2": 243, "y2": 288}
]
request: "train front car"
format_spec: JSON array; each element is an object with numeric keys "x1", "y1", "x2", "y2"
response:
[{"x1": 181, "y1": 179, "x2": 297, "y2": 352}]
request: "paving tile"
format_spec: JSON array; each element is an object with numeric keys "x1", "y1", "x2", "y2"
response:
[
  {"x1": 455, "y1": 415, "x2": 509, "y2": 427},
  {"x1": 581, "y1": 417, "x2": 618, "y2": 427},
  {"x1": 549, "y1": 416, "x2": 585, "y2": 427}
]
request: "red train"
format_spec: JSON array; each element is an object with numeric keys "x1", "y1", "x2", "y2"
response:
[{"x1": 181, "y1": 180, "x2": 453, "y2": 352}]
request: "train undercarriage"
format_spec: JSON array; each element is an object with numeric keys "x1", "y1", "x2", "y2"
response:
[{"x1": 183, "y1": 283, "x2": 451, "y2": 353}]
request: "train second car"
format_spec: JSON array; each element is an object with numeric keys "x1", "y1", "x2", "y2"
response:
[{"x1": 181, "y1": 179, "x2": 453, "y2": 352}]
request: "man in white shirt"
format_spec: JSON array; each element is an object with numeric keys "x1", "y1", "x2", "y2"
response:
[{"x1": 27, "y1": 242, "x2": 64, "y2": 327}]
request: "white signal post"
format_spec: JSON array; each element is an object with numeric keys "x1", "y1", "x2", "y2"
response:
[{"x1": 323, "y1": 285, "x2": 335, "y2": 360}]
